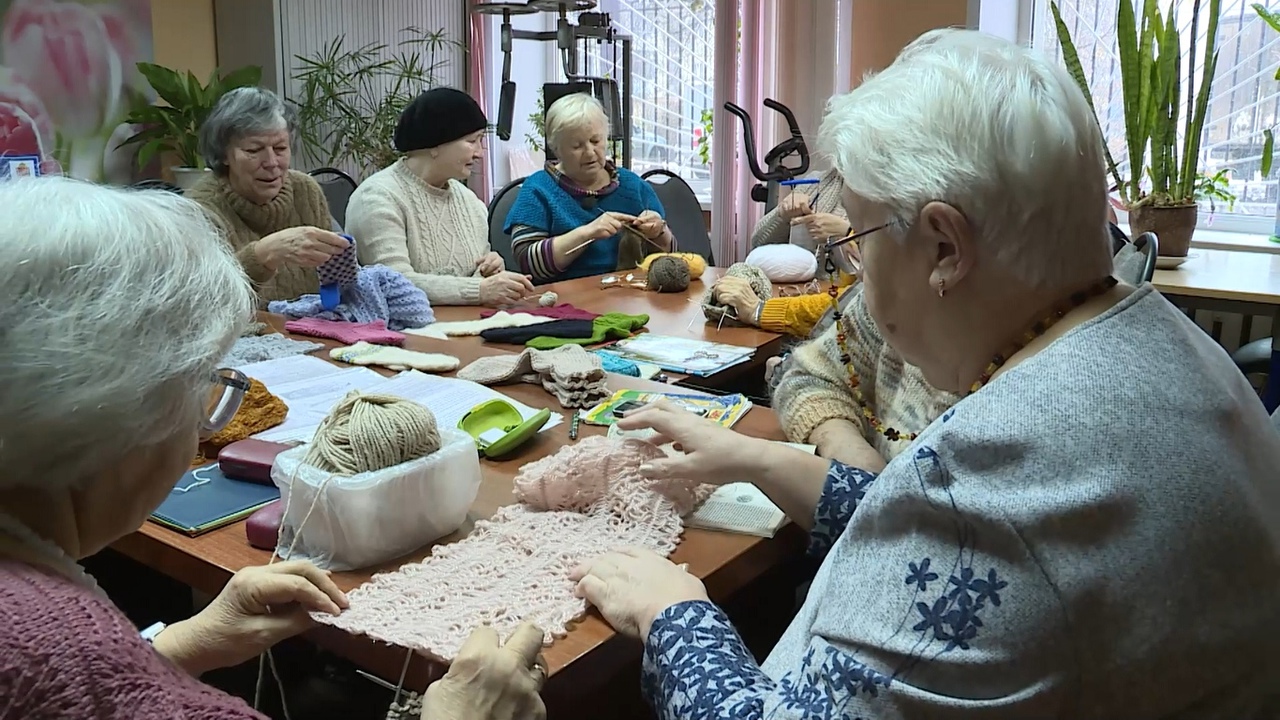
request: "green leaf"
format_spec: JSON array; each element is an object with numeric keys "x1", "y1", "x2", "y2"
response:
[
  {"x1": 136, "y1": 138, "x2": 170, "y2": 170},
  {"x1": 1263, "y1": 129, "x2": 1274, "y2": 177},
  {"x1": 136, "y1": 62, "x2": 191, "y2": 107},
  {"x1": 1050, "y1": 2, "x2": 1126, "y2": 200},
  {"x1": 1255, "y1": 3, "x2": 1280, "y2": 32},
  {"x1": 220, "y1": 64, "x2": 263, "y2": 91}
]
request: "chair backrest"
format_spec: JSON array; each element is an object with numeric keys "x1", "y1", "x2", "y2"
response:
[
  {"x1": 1108, "y1": 222, "x2": 1129, "y2": 255},
  {"x1": 1132, "y1": 231, "x2": 1159, "y2": 283},
  {"x1": 308, "y1": 167, "x2": 358, "y2": 229},
  {"x1": 487, "y1": 176, "x2": 527, "y2": 272},
  {"x1": 129, "y1": 178, "x2": 183, "y2": 194},
  {"x1": 641, "y1": 169, "x2": 714, "y2": 265}
]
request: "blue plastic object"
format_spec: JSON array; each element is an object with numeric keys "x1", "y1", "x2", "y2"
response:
[
  {"x1": 779, "y1": 178, "x2": 819, "y2": 187},
  {"x1": 317, "y1": 234, "x2": 356, "y2": 311}
]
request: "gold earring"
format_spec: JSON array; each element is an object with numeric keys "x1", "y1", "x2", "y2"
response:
[{"x1": 937, "y1": 280, "x2": 946, "y2": 298}]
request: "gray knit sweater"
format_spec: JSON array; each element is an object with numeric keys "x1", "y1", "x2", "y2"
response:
[
  {"x1": 641, "y1": 284, "x2": 1280, "y2": 718},
  {"x1": 749, "y1": 169, "x2": 846, "y2": 250}
]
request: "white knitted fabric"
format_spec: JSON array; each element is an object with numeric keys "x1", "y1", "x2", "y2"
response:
[
  {"x1": 346, "y1": 159, "x2": 491, "y2": 306},
  {"x1": 314, "y1": 436, "x2": 712, "y2": 659},
  {"x1": 330, "y1": 342, "x2": 460, "y2": 373},
  {"x1": 404, "y1": 311, "x2": 555, "y2": 340},
  {"x1": 221, "y1": 334, "x2": 324, "y2": 369}
]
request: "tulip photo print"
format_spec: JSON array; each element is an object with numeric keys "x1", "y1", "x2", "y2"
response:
[{"x1": 0, "y1": 0, "x2": 152, "y2": 182}]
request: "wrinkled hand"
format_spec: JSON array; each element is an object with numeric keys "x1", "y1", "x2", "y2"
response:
[
  {"x1": 613, "y1": 400, "x2": 760, "y2": 482},
  {"x1": 583, "y1": 212, "x2": 637, "y2": 241},
  {"x1": 712, "y1": 276, "x2": 762, "y2": 325},
  {"x1": 257, "y1": 226, "x2": 349, "y2": 270},
  {"x1": 154, "y1": 561, "x2": 347, "y2": 675},
  {"x1": 475, "y1": 252, "x2": 506, "y2": 277},
  {"x1": 778, "y1": 191, "x2": 813, "y2": 220},
  {"x1": 422, "y1": 624, "x2": 547, "y2": 720},
  {"x1": 792, "y1": 212, "x2": 850, "y2": 241},
  {"x1": 479, "y1": 271, "x2": 535, "y2": 307},
  {"x1": 571, "y1": 547, "x2": 708, "y2": 639},
  {"x1": 764, "y1": 355, "x2": 784, "y2": 383},
  {"x1": 633, "y1": 210, "x2": 666, "y2": 240}
]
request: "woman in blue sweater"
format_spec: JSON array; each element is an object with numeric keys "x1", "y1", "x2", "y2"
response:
[{"x1": 504, "y1": 93, "x2": 674, "y2": 282}]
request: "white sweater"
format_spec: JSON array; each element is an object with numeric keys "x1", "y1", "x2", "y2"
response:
[{"x1": 346, "y1": 159, "x2": 490, "y2": 305}]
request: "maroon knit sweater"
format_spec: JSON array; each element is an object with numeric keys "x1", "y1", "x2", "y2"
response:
[{"x1": 0, "y1": 560, "x2": 264, "y2": 719}]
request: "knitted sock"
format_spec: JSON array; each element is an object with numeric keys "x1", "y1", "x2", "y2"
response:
[
  {"x1": 330, "y1": 342, "x2": 460, "y2": 373},
  {"x1": 525, "y1": 313, "x2": 650, "y2": 350},
  {"x1": 479, "y1": 319, "x2": 595, "y2": 345},
  {"x1": 479, "y1": 304, "x2": 600, "y2": 321},
  {"x1": 286, "y1": 318, "x2": 406, "y2": 346},
  {"x1": 456, "y1": 351, "x2": 536, "y2": 386},
  {"x1": 406, "y1": 312, "x2": 555, "y2": 340}
]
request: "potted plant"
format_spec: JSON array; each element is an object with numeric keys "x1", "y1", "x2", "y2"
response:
[
  {"x1": 1051, "y1": 0, "x2": 1222, "y2": 257},
  {"x1": 122, "y1": 63, "x2": 262, "y2": 190}
]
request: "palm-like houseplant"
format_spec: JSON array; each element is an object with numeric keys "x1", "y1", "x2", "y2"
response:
[
  {"x1": 122, "y1": 63, "x2": 263, "y2": 190},
  {"x1": 1051, "y1": 0, "x2": 1222, "y2": 257}
]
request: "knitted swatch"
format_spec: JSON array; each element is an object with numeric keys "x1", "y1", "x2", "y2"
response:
[
  {"x1": 285, "y1": 318, "x2": 405, "y2": 346},
  {"x1": 267, "y1": 264, "x2": 435, "y2": 331},
  {"x1": 405, "y1": 311, "x2": 555, "y2": 340},
  {"x1": 330, "y1": 343, "x2": 460, "y2": 373},
  {"x1": 703, "y1": 263, "x2": 772, "y2": 325},
  {"x1": 479, "y1": 304, "x2": 600, "y2": 321},
  {"x1": 194, "y1": 379, "x2": 290, "y2": 465},
  {"x1": 314, "y1": 436, "x2": 712, "y2": 658},
  {"x1": 220, "y1": 334, "x2": 324, "y2": 369},
  {"x1": 525, "y1": 312, "x2": 649, "y2": 350},
  {"x1": 479, "y1": 319, "x2": 595, "y2": 345},
  {"x1": 457, "y1": 345, "x2": 609, "y2": 408}
]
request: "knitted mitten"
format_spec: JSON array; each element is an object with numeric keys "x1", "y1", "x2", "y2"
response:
[
  {"x1": 407, "y1": 312, "x2": 555, "y2": 340},
  {"x1": 479, "y1": 319, "x2": 595, "y2": 345},
  {"x1": 456, "y1": 350, "x2": 537, "y2": 386},
  {"x1": 524, "y1": 313, "x2": 649, "y2": 350},
  {"x1": 286, "y1": 318, "x2": 406, "y2": 346},
  {"x1": 330, "y1": 342, "x2": 459, "y2": 373}
]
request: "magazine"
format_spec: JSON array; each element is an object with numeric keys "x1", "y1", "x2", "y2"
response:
[
  {"x1": 596, "y1": 335, "x2": 756, "y2": 376},
  {"x1": 582, "y1": 389, "x2": 753, "y2": 428}
]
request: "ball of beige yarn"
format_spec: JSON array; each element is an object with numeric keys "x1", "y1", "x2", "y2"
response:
[
  {"x1": 646, "y1": 255, "x2": 692, "y2": 293},
  {"x1": 701, "y1": 262, "x2": 772, "y2": 324}
]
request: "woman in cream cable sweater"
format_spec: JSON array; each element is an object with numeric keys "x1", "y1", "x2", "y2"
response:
[
  {"x1": 346, "y1": 88, "x2": 534, "y2": 307},
  {"x1": 750, "y1": 168, "x2": 848, "y2": 250}
]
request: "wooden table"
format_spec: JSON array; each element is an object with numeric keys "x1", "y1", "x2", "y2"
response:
[
  {"x1": 1153, "y1": 249, "x2": 1280, "y2": 410},
  {"x1": 112, "y1": 308, "x2": 802, "y2": 714}
]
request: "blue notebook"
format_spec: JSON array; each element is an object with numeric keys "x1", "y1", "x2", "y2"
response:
[{"x1": 150, "y1": 463, "x2": 280, "y2": 536}]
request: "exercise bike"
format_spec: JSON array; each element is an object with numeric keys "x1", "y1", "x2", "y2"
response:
[{"x1": 723, "y1": 98, "x2": 811, "y2": 212}]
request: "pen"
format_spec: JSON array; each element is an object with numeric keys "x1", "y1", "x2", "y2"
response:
[{"x1": 569, "y1": 411, "x2": 580, "y2": 440}]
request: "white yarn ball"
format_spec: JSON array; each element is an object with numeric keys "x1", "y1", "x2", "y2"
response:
[
  {"x1": 538, "y1": 291, "x2": 558, "y2": 307},
  {"x1": 745, "y1": 244, "x2": 818, "y2": 283}
]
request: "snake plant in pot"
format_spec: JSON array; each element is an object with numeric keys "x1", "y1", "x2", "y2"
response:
[{"x1": 1052, "y1": 0, "x2": 1221, "y2": 257}]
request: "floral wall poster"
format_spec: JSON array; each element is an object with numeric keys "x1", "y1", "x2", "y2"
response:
[{"x1": 0, "y1": 0, "x2": 152, "y2": 182}]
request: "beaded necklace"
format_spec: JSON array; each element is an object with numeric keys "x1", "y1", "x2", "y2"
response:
[{"x1": 827, "y1": 271, "x2": 1118, "y2": 442}]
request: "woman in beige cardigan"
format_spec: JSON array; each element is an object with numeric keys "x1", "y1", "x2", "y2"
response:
[
  {"x1": 187, "y1": 87, "x2": 349, "y2": 303},
  {"x1": 346, "y1": 88, "x2": 534, "y2": 307}
]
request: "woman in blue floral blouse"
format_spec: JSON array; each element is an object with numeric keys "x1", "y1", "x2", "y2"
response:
[{"x1": 571, "y1": 29, "x2": 1280, "y2": 720}]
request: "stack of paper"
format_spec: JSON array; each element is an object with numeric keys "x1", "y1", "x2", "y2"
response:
[{"x1": 685, "y1": 443, "x2": 815, "y2": 537}]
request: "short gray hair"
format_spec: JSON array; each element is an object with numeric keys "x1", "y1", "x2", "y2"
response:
[
  {"x1": 0, "y1": 177, "x2": 255, "y2": 491},
  {"x1": 544, "y1": 93, "x2": 610, "y2": 156},
  {"x1": 200, "y1": 86, "x2": 297, "y2": 176},
  {"x1": 819, "y1": 29, "x2": 1113, "y2": 289}
]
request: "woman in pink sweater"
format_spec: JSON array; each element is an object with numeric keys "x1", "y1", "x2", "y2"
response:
[{"x1": 0, "y1": 178, "x2": 545, "y2": 720}]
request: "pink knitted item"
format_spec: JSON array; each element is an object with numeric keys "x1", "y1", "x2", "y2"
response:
[
  {"x1": 314, "y1": 436, "x2": 711, "y2": 659},
  {"x1": 285, "y1": 318, "x2": 405, "y2": 346},
  {"x1": 479, "y1": 304, "x2": 599, "y2": 321}
]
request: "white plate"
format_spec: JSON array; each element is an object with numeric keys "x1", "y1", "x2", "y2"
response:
[{"x1": 1156, "y1": 253, "x2": 1195, "y2": 269}]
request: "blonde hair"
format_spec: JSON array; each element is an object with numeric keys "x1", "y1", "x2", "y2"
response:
[{"x1": 544, "y1": 93, "x2": 610, "y2": 156}]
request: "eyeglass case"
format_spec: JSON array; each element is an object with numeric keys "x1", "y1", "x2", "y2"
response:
[{"x1": 218, "y1": 439, "x2": 293, "y2": 485}]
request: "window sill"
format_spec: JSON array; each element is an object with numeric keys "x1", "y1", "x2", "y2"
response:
[{"x1": 1118, "y1": 224, "x2": 1280, "y2": 255}]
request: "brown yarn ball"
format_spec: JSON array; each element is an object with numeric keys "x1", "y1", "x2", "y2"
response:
[{"x1": 646, "y1": 255, "x2": 692, "y2": 293}]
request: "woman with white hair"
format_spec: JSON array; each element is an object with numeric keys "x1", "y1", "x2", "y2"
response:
[
  {"x1": 0, "y1": 178, "x2": 546, "y2": 719},
  {"x1": 570, "y1": 30, "x2": 1280, "y2": 718},
  {"x1": 504, "y1": 93, "x2": 674, "y2": 282},
  {"x1": 188, "y1": 86, "x2": 349, "y2": 303}
]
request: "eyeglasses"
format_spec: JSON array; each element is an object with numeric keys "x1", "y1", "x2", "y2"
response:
[
  {"x1": 823, "y1": 221, "x2": 897, "y2": 276},
  {"x1": 202, "y1": 368, "x2": 250, "y2": 436}
]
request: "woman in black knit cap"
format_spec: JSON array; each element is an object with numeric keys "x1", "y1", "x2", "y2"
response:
[{"x1": 346, "y1": 87, "x2": 533, "y2": 307}]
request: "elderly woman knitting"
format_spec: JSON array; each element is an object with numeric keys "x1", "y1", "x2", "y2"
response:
[
  {"x1": 504, "y1": 93, "x2": 674, "y2": 282},
  {"x1": 0, "y1": 178, "x2": 545, "y2": 720},
  {"x1": 188, "y1": 87, "x2": 349, "y2": 303},
  {"x1": 572, "y1": 30, "x2": 1280, "y2": 719}
]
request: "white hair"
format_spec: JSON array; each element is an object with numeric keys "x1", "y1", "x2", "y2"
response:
[
  {"x1": 0, "y1": 177, "x2": 255, "y2": 491},
  {"x1": 200, "y1": 86, "x2": 296, "y2": 176},
  {"x1": 544, "y1": 93, "x2": 610, "y2": 156},
  {"x1": 819, "y1": 29, "x2": 1113, "y2": 288}
]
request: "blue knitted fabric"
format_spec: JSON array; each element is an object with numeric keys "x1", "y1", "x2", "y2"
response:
[
  {"x1": 503, "y1": 167, "x2": 665, "y2": 281},
  {"x1": 267, "y1": 264, "x2": 434, "y2": 330},
  {"x1": 592, "y1": 350, "x2": 640, "y2": 377}
]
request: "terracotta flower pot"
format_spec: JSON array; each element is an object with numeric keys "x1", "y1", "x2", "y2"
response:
[{"x1": 1128, "y1": 203, "x2": 1197, "y2": 258}]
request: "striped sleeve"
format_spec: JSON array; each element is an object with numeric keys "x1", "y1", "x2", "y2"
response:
[{"x1": 510, "y1": 225, "x2": 562, "y2": 281}]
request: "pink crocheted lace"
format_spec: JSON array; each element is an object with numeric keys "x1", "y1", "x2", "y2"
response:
[{"x1": 314, "y1": 436, "x2": 709, "y2": 659}]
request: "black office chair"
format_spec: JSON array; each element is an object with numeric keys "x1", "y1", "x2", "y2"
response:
[
  {"x1": 308, "y1": 167, "x2": 358, "y2": 229},
  {"x1": 1132, "y1": 232, "x2": 1158, "y2": 283},
  {"x1": 129, "y1": 178, "x2": 183, "y2": 194},
  {"x1": 1109, "y1": 222, "x2": 1129, "y2": 255},
  {"x1": 487, "y1": 176, "x2": 526, "y2": 272},
  {"x1": 640, "y1": 169, "x2": 714, "y2": 265},
  {"x1": 1234, "y1": 338, "x2": 1272, "y2": 377}
]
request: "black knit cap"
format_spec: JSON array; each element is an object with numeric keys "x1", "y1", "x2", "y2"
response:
[{"x1": 394, "y1": 88, "x2": 488, "y2": 152}]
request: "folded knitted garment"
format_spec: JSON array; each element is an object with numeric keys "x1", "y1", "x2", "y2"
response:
[
  {"x1": 314, "y1": 436, "x2": 712, "y2": 659},
  {"x1": 405, "y1": 311, "x2": 554, "y2": 340},
  {"x1": 221, "y1": 334, "x2": 324, "y2": 369},
  {"x1": 479, "y1": 319, "x2": 595, "y2": 345},
  {"x1": 479, "y1": 304, "x2": 599, "y2": 322},
  {"x1": 268, "y1": 264, "x2": 434, "y2": 331},
  {"x1": 592, "y1": 350, "x2": 640, "y2": 377},
  {"x1": 525, "y1": 312, "x2": 649, "y2": 350},
  {"x1": 285, "y1": 318, "x2": 405, "y2": 346},
  {"x1": 457, "y1": 345, "x2": 609, "y2": 408},
  {"x1": 330, "y1": 342, "x2": 460, "y2": 373}
]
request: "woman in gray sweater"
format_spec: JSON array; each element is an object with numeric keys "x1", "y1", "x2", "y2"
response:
[{"x1": 570, "y1": 30, "x2": 1280, "y2": 719}]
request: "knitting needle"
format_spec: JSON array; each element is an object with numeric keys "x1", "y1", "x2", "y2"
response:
[{"x1": 569, "y1": 410, "x2": 580, "y2": 440}]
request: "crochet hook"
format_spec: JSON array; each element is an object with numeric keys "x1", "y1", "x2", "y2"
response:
[{"x1": 569, "y1": 410, "x2": 580, "y2": 440}]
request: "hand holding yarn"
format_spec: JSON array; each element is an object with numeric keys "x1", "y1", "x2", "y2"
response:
[
  {"x1": 479, "y1": 272, "x2": 535, "y2": 308},
  {"x1": 570, "y1": 547, "x2": 708, "y2": 639},
  {"x1": 256, "y1": 225, "x2": 349, "y2": 270},
  {"x1": 584, "y1": 211, "x2": 636, "y2": 241},
  {"x1": 711, "y1": 276, "x2": 761, "y2": 324},
  {"x1": 633, "y1": 209, "x2": 666, "y2": 240},
  {"x1": 777, "y1": 191, "x2": 813, "y2": 220},
  {"x1": 421, "y1": 623, "x2": 548, "y2": 720},
  {"x1": 792, "y1": 212, "x2": 850, "y2": 240}
]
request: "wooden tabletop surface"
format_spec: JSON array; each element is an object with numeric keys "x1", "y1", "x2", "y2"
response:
[
  {"x1": 1152, "y1": 249, "x2": 1280, "y2": 306},
  {"x1": 111, "y1": 270, "x2": 800, "y2": 694}
]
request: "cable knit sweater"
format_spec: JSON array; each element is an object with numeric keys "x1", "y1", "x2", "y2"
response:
[
  {"x1": 187, "y1": 170, "x2": 334, "y2": 303},
  {"x1": 0, "y1": 560, "x2": 264, "y2": 719},
  {"x1": 345, "y1": 159, "x2": 490, "y2": 306},
  {"x1": 772, "y1": 284, "x2": 959, "y2": 461},
  {"x1": 749, "y1": 169, "x2": 846, "y2": 251}
]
